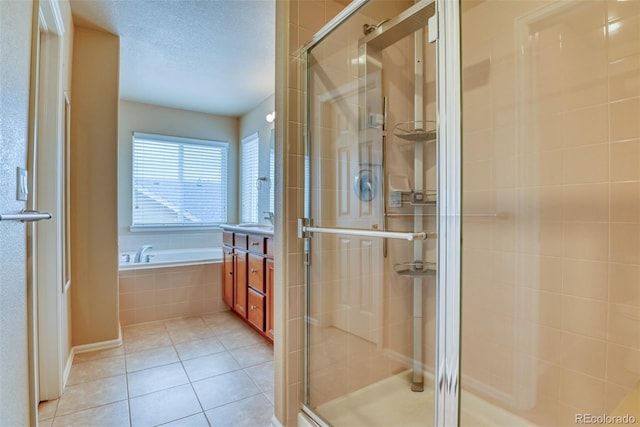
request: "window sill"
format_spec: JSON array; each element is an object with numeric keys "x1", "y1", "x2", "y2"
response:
[{"x1": 130, "y1": 225, "x2": 223, "y2": 233}]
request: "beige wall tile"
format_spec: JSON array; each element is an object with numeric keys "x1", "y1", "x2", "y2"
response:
[
  {"x1": 521, "y1": 255, "x2": 563, "y2": 293},
  {"x1": 611, "y1": 139, "x2": 640, "y2": 181},
  {"x1": 610, "y1": 222, "x2": 640, "y2": 264},
  {"x1": 536, "y1": 220, "x2": 564, "y2": 258},
  {"x1": 562, "y1": 105, "x2": 608, "y2": 148},
  {"x1": 563, "y1": 259, "x2": 608, "y2": 301},
  {"x1": 612, "y1": 181, "x2": 640, "y2": 223},
  {"x1": 561, "y1": 332, "x2": 607, "y2": 379},
  {"x1": 609, "y1": 262, "x2": 640, "y2": 307},
  {"x1": 608, "y1": 303, "x2": 640, "y2": 348},
  {"x1": 298, "y1": 1, "x2": 326, "y2": 33},
  {"x1": 562, "y1": 295, "x2": 607, "y2": 340},
  {"x1": 563, "y1": 221, "x2": 609, "y2": 261},
  {"x1": 607, "y1": 343, "x2": 640, "y2": 388},
  {"x1": 609, "y1": 54, "x2": 640, "y2": 101},
  {"x1": 607, "y1": 14, "x2": 640, "y2": 61},
  {"x1": 562, "y1": 143, "x2": 609, "y2": 184},
  {"x1": 559, "y1": 369, "x2": 605, "y2": 413},
  {"x1": 611, "y1": 97, "x2": 640, "y2": 142},
  {"x1": 563, "y1": 183, "x2": 609, "y2": 222}
]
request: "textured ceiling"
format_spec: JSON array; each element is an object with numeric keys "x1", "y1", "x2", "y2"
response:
[{"x1": 70, "y1": 0, "x2": 275, "y2": 116}]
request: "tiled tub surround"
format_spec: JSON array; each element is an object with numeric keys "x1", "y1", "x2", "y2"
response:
[
  {"x1": 38, "y1": 313, "x2": 274, "y2": 426},
  {"x1": 119, "y1": 261, "x2": 226, "y2": 326}
]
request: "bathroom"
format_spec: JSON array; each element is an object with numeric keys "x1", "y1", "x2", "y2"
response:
[
  {"x1": 286, "y1": 0, "x2": 640, "y2": 426},
  {"x1": 1, "y1": 0, "x2": 640, "y2": 426}
]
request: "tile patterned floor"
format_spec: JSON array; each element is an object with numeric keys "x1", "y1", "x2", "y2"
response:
[{"x1": 38, "y1": 311, "x2": 274, "y2": 427}]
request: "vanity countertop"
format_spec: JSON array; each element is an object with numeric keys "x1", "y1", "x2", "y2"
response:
[{"x1": 220, "y1": 223, "x2": 274, "y2": 236}]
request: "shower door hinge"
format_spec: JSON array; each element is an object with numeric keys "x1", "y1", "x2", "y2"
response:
[
  {"x1": 428, "y1": 14, "x2": 438, "y2": 43},
  {"x1": 298, "y1": 217, "x2": 314, "y2": 239}
]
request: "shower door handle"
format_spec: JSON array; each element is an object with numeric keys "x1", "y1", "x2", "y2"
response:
[{"x1": 297, "y1": 218, "x2": 435, "y2": 241}]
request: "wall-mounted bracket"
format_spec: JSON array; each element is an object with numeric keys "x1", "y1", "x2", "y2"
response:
[{"x1": 298, "y1": 217, "x2": 314, "y2": 239}]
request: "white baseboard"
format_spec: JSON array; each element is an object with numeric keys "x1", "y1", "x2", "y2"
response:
[
  {"x1": 72, "y1": 327, "x2": 123, "y2": 355},
  {"x1": 62, "y1": 348, "x2": 74, "y2": 389}
]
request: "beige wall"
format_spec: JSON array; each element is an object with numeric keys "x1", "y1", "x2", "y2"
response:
[
  {"x1": 117, "y1": 100, "x2": 239, "y2": 252},
  {"x1": 71, "y1": 26, "x2": 120, "y2": 346},
  {"x1": 460, "y1": 0, "x2": 640, "y2": 425},
  {"x1": 239, "y1": 94, "x2": 275, "y2": 223}
]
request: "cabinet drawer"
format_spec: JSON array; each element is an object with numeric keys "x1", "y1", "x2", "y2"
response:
[
  {"x1": 247, "y1": 288, "x2": 265, "y2": 331},
  {"x1": 234, "y1": 233, "x2": 248, "y2": 250},
  {"x1": 248, "y1": 253, "x2": 265, "y2": 293},
  {"x1": 223, "y1": 231, "x2": 234, "y2": 246},
  {"x1": 248, "y1": 234, "x2": 265, "y2": 253}
]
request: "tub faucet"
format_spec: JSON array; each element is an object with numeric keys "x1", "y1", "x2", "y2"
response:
[
  {"x1": 263, "y1": 211, "x2": 274, "y2": 225},
  {"x1": 134, "y1": 245, "x2": 153, "y2": 263}
]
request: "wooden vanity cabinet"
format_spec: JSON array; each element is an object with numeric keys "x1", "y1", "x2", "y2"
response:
[
  {"x1": 247, "y1": 288, "x2": 265, "y2": 330},
  {"x1": 266, "y1": 257, "x2": 274, "y2": 340},
  {"x1": 222, "y1": 245, "x2": 234, "y2": 308},
  {"x1": 248, "y1": 253, "x2": 265, "y2": 293},
  {"x1": 222, "y1": 229, "x2": 274, "y2": 342},
  {"x1": 234, "y1": 248, "x2": 248, "y2": 317}
]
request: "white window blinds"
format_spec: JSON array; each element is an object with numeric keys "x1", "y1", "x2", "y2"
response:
[
  {"x1": 269, "y1": 149, "x2": 275, "y2": 212},
  {"x1": 241, "y1": 132, "x2": 259, "y2": 223},
  {"x1": 132, "y1": 132, "x2": 228, "y2": 229}
]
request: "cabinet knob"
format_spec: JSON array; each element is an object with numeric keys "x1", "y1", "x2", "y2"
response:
[
  {"x1": 251, "y1": 268, "x2": 257, "y2": 273},
  {"x1": 250, "y1": 305, "x2": 257, "y2": 310},
  {"x1": 251, "y1": 242, "x2": 260, "y2": 246},
  {"x1": 228, "y1": 271, "x2": 233, "y2": 275}
]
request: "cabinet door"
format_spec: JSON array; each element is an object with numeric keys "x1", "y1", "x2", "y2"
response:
[
  {"x1": 222, "y1": 246, "x2": 234, "y2": 308},
  {"x1": 266, "y1": 258, "x2": 274, "y2": 340},
  {"x1": 248, "y1": 253, "x2": 265, "y2": 293},
  {"x1": 247, "y1": 287, "x2": 265, "y2": 331},
  {"x1": 234, "y1": 249, "x2": 248, "y2": 318}
]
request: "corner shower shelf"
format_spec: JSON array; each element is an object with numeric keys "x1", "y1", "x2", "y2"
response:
[
  {"x1": 394, "y1": 261, "x2": 436, "y2": 278},
  {"x1": 394, "y1": 190, "x2": 437, "y2": 206},
  {"x1": 393, "y1": 121, "x2": 437, "y2": 143}
]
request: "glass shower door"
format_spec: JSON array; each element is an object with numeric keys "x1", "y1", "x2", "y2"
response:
[{"x1": 300, "y1": 1, "x2": 439, "y2": 425}]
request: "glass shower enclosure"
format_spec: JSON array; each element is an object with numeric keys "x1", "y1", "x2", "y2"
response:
[
  {"x1": 299, "y1": 0, "x2": 640, "y2": 425},
  {"x1": 299, "y1": 0, "x2": 441, "y2": 425}
]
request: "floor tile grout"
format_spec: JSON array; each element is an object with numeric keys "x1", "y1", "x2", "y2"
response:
[{"x1": 40, "y1": 312, "x2": 274, "y2": 427}]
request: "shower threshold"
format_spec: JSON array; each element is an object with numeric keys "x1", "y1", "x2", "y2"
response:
[{"x1": 311, "y1": 370, "x2": 536, "y2": 427}]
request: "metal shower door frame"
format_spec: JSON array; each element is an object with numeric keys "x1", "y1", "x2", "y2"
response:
[{"x1": 298, "y1": 0, "x2": 462, "y2": 425}]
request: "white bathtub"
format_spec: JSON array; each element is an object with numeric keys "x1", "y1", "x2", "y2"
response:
[{"x1": 119, "y1": 247, "x2": 223, "y2": 270}]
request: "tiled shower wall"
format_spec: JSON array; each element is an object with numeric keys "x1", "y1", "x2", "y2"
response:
[
  {"x1": 461, "y1": 0, "x2": 640, "y2": 424},
  {"x1": 284, "y1": 0, "x2": 349, "y2": 424},
  {"x1": 119, "y1": 263, "x2": 226, "y2": 326}
]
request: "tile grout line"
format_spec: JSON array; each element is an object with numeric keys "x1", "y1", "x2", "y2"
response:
[{"x1": 45, "y1": 313, "x2": 273, "y2": 426}]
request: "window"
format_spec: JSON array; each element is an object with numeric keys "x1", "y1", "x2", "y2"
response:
[
  {"x1": 269, "y1": 129, "x2": 275, "y2": 213},
  {"x1": 240, "y1": 132, "x2": 259, "y2": 223},
  {"x1": 131, "y1": 132, "x2": 228, "y2": 230}
]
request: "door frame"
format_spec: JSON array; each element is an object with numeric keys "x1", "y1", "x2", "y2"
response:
[
  {"x1": 27, "y1": 0, "x2": 68, "y2": 419},
  {"x1": 434, "y1": 0, "x2": 462, "y2": 425}
]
